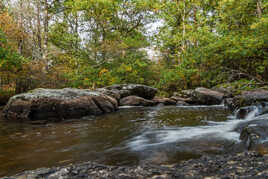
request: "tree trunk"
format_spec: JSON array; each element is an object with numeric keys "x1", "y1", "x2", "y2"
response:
[
  {"x1": 182, "y1": 0, "x2": 186, "y2": 52},
  {"x1": 257, "y1": 0, "x2": 262, "y2": 18},
  {"x1": 43, "y1": 0, "x2": 48, "y2": 60},
  {"x1": 74, "y1": 13, "x2": 79, "y2": 49},
  {"x1": 37, "y1": 0, "x2": 42, "y2": 59},
  {"x1": 18, "y1": 0, "x2": 24, "y2": 55}
]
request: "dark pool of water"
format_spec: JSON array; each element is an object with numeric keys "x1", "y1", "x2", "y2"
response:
[{"x1": 0, "y1": 105, "x2": 233, "y2": 177}]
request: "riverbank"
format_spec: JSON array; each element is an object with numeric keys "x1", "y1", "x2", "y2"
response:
[{"x1": 3, "y1": 151, "x2": 268, "y2": 179}]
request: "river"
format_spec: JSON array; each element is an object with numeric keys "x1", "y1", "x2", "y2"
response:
[{"x1": 0, "y1": 105, "x2": 251, "y2": 177}]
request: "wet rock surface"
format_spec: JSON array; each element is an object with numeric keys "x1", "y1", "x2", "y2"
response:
[
  {"x1": 3, "y1": 151, "x2": 268, "y2": 179},
  {"x1": 224, "y1": 97, "x2": 235, "y2": 110},
  {"x1": 238, "y1": 114, "x2": 268, "y2": 150},
  {"x1": 105, "y1": 84, "x2": 158, "y2": 99},
  {"x1": 233, "y1": 89, "x2": 268, "y2": 108},
  {"x1": 2, "y1": 88, "x2": 118, "y2": 121},
  {"x1": 235, "y1": 106, "x2": 258, "y2": 119}
]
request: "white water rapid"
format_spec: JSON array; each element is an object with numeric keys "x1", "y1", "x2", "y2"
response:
[{"x1": 128, "y1": 105, "x2": 261, "y2": 151}]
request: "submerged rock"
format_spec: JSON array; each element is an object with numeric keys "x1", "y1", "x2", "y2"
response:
[
  {"x1": 2, "y1": 88, "x2": 118, "y2": 122},
  {"x1": 233, "y1": 89, "x2": 268, "y2": 108},
  {"x1": 120, "y1": 96, "x2": 157, "y2": 106},
  {"x1": 105, "y1": 84, "x2": 158, "y2": 99}
]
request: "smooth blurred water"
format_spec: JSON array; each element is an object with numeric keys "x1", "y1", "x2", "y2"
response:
[{"x1": 0, "y1": 105, "x2": 251, "y2": 177}]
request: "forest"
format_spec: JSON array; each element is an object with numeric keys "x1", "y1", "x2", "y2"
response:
[
  {"x1": 0, "y1": 0, "x2": 267, "y2": 101},
  {"x1": 1, "y1": 1, "x2": 268, "y2": 178}
]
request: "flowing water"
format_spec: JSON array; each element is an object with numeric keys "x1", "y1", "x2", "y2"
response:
[{"x1": 0, "y1": 105, "x2": 263, "y2": 177}]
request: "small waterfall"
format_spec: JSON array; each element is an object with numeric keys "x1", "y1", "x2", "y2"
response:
[
  {"x1": 244, "y1": 106, "x2": 259, "y2": 120},
  {"x1": 234, "y1": 102, "x2": 268, "y2": 120},
  {"x1": 128, "y1": 104, "x2": 265, "y2": 151}
]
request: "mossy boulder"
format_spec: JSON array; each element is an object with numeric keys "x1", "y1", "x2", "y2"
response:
[{"x1": 2, "y1": 88, "x2": 118, "y2": 122}]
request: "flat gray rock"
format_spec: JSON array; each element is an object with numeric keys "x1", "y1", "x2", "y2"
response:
[{"x1": 2, "y1": 88, "x2": 118, "y2": 122}]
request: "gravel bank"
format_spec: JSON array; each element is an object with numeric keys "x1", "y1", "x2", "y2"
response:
[{"x1": 3, "y1": 151, "x2": 268, "y2": 179}]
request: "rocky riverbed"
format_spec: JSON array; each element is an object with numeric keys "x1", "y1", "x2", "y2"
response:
[
  {"x1": 1, "y1": 84, "x2": 268, "y2": 178},
  {"x1": 3, "y1": 151, "x2": 268, "y2": 179}
]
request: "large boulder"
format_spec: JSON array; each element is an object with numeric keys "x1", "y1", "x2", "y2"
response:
[
  {"x1": 239, "y1": 114, "x2": 268, "y2": 150},
  {"x1": 173, "y1": 88, "x2": 224, "y2": 105},
  {"x1": 120, "y1": 96, "x2": 157, "y2": 106},
  {"x1": 192, "y1": 87, "x2": 224, "y2": 105},
  {"x1": 233, "y1": 89, "x2": 268, "y2": 109},
  {"x1": 96, "y1": 88, "x2": 121, "y2": 101},
  {"x1": 2, "y1": 88, "x2": 118, "y2": 122},
  {"x1": 104, "y1": 84, "x2": 158, "y2": 100}
]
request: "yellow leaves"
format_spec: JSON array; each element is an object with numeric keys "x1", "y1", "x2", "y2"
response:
[
  {"x1": 0, "y1": 12, "x2": 25, "y2": 49},
  {"x1": 119, "y1": 64, "x2": 132, "y2": 73},
  {"x1": 0, "y1": 60, "x2": 5, "y2": 68},
  {"x1": 125, "y1": 65, "x2": 132, "y2": 72},
  {"x1": 99, "y1": 68, "x2": 109, "y2": 76}
]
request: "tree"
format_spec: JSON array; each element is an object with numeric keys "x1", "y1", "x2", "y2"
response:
[{"x1": 156, "y1": 0, "x2": 268, "y2": 89}]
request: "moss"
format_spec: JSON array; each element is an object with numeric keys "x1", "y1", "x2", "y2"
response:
[{"x1": 157, "y1": 90, "x2": 170, "y2": 97}]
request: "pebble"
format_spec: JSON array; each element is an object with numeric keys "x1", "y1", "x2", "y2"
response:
[{"x1": 3, "y1": 151, "x2": 268, "y2": 179}]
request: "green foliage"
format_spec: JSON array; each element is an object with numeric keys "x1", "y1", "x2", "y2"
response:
[
  {"x1": 216, "y1": 79, "x2": 262, "y2": 95},
  {"x1": 156, "y1": 0, "x2": 268, "y2": 91},
  {"x1": 49, "y1": 22, "x2": 81, "y2": 52},
  {"x1": 2, "y1": 0, "x2": 267, "y2": 96},
  {"x1": 64, "y1": 51, "x2": 156, "y2": 88},
  {"x1": 0, "y1": 29, "x2": 27, "y2": 72}
]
